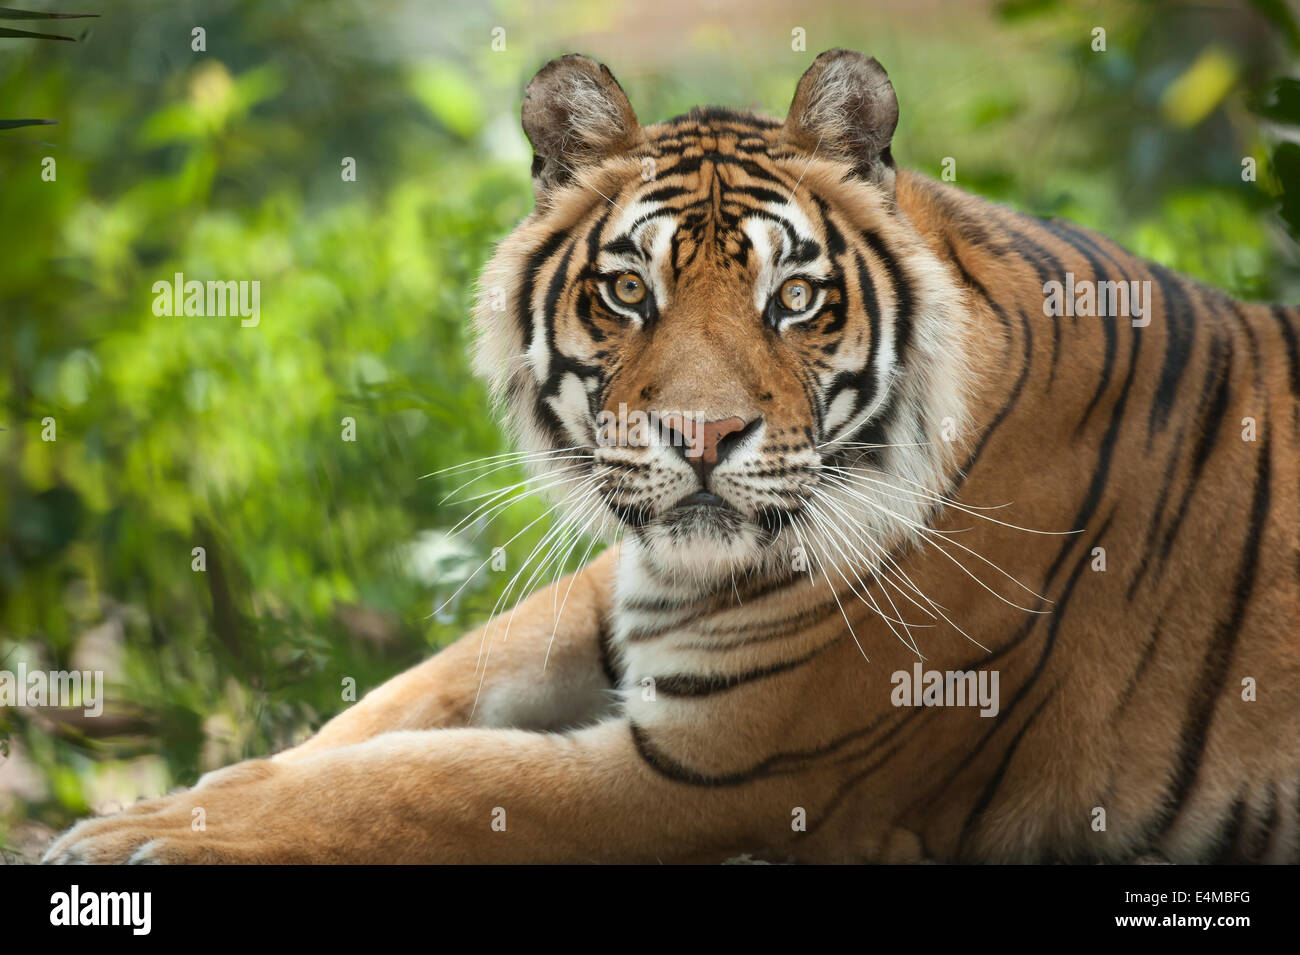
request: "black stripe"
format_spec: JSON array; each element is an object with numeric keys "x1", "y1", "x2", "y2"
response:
[
  {"x1": 810, "y1": 195, "x2": 847, "y2": 258},
  {"x1": 654, "y1": 152, "x2": 797, "y2": 190},
  {"x1": 856, "y1": 249, "x2": 882, "y2": 392},
  {"x1": 1271, "y1": 305, "x2": 1300, "y2": 397},
  {"x1": 600, "y1": 236, "x2": 641, "y2": 258},
  {"x1": 638, "y1": 184, "x2": 691, "y2": 204},
  {"x1": 994, "y1": 208, "x2": 1066, "y2": 285},
  {"x1": 538, "y1": 238, "x2": 611, "y2": 409},
  {"x1": 620, "y1": 570, "x2": 808, "y2": 624},
  {"x1": 1210, "y1": 795, "x2": 1248, "y2": 863},
  {"x1": 860, "y1": 229, "x2": 914, "y2": 369},
  {"x1": 820, "y1": 227, "x2": 913, "y2": 450},
  {"x1": 659, "y1": 105, "x2": 782, "y2": 130},
  {"x1": 820, "y1": 251, "x2": 884, "y2": 436},
  {"x1": 1153, "y1": 335, "x2": 1232, "y2": 567},
  {"x1": 623, "y1": 203, "x2": 692, "y2": 238},
  {"x1": 1229, "y1": 301, "x2": 1263, "y2": 392},
  {"x1": 1146, "y1": 265, "x2": 1197, "y2": 442},
  {"x1": 1036, "y1": 218, "x2": 1122, "y2": 435},
  {"x1": 628, "y1": 701, "x2": 914, "y2": 788},
  {"x1": 957, "y1": 691, "x2": 1055, "y2": 860},
  {"x1": 596, "y1": 613, "x2": 623, "y2": 689},
  {"x1": 1042, "y1": 319, "x2": 1140, "y2": 588},
  {"x1": 684, "y1": 601, "x2": 841, "y2": 651},
  {"x1": 630, "y1": 722, "x2": 766, "y2": 786},
  {"x1": 1112, "y1": 602, "x2": 1172, "y2": 717},
  {"x1": 944, "y1": 243, "x2": 1030, "y2": 489},
  {"x1": 1154, "y1": 426, "x2": 1272, "y2": 845},
  {"x1": 725, "y1": 206, "x2": 801, "y2": 250},
  {"x1": 517, "y1": 230, "x2": 569, "y2": 344},
  {"x1": 989, "y1": 211, "x2": 1067, "y2": 392},
  {"x1": 541, "y1": 236, "x2": 578, "y2": 324},
  {"x1": 1047, "y1": 311, "x2": 1062, "y2": 391},
  {"x1": 654, "y1": 643, "x2": 829, "y2": 698},
  {"x1": 621, "y1": 593, "x2": 703, "y2": 614},
  {"x1": 516, "y1": 229, "x2": 574, "y2": 444},
  {"x1": 1124, "y1": 429, "x2": 1187, "y2": 601},
  {"x1": 954, "y1": 520, "x2": 1111, "y2": 851},
  {"x1": 802, "y1": 735, "x2": 914, "y2": 836},
  {"x1": 585, "y1": 206, "x2": 613, "y2": 262},
  {"x1": 1244, "y1": 784, "x2": 1278, "y2": 862},
  {"x1": 723, "y1": 183, "x2": 792, "y2": 208}
]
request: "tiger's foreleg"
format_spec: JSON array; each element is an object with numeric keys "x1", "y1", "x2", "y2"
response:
[
  {"x1": 42, "y1": 715, "x2": 791, "y2": 863},
  {"x1": 274, "y1": 546, "x2": 622, "y2": 761},
  {"x1": 43, "y1": 549, "x2": 626, "y2": 863}
]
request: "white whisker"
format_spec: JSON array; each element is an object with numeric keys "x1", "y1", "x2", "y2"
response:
[{"x1": 420, "y1": 446, "x2": 588, "y2": 480}]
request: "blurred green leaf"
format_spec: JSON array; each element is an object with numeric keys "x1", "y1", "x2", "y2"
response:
[
  {"x1": 1251, "y1": 76, "x2": 1300, "y2": 125},
  {"x1": 1248, "y1": 0, "x2": 1300, "y2": 53},
  {"x1": 408, "y1": 62, "x2": 485, "y2": 139},
  {"x1": 1272, "y1": 142, "x2": 1300, "y2": 238},
  {"x1": 1160, "y1": 47, "x2": 1238, "y2": 128},
  {"x1": 0, "y1": 25, "x2": 74, "y2": 39},
  {"x1": 0, "y1": 6, "x2": 97, "y2": 18}
]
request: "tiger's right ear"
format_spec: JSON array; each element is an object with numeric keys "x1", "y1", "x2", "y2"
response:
[
  {"x1": 521, "y1": 54, "x2": 643, "y2": 202},
  {"x1": 781, "y1": 50, "x2": 899, "y2": 194}
]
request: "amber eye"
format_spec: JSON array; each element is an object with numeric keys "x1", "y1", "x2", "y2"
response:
[
  {"x1": 612, "y1": 272, "x2": 646, "y2": 305},
  {"x1": 778, "y1": 278, "x2": 813, "y2": 312}
]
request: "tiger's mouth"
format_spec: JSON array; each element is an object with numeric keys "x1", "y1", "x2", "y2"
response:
[
  {"x1": 639, "y1": 486, "x2": 803, "y2": 545},
  {"x1": 595, "y1": 451, "x2": 811, "y2": 537},
  {"x1": 582, "y1": 412, "x2": 822, "y2": 573},
  {"x1": 657, "y1": 495, "x2": 748, "y2": 539},
  {"x1": 676, "y1": 490, "x2": 730, "y2": 509}
]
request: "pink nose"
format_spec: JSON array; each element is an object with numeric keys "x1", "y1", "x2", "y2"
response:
[
  {"x1": 659, "y1": 414, "x2": 757, "y2": 484},
  {"x1": 689, "y1": 416, "x2": 747, "y2": 463}
]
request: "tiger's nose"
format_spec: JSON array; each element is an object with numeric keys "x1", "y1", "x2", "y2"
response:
[{"x1": 661, "y1": 414, "x2": 761, "y2": 484}]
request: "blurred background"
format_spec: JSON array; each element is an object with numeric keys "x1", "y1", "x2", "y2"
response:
[{"x1": 1, "y1": 0, "x2": 1297, "y2": 860}]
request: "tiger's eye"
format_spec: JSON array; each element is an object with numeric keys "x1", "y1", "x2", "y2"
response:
[
  {"x1": 613, "y1": 273, "x2": 646, "y2": 305},
  {"x1": 779, "y1": 278, "x2": 813, "y2": 312}
]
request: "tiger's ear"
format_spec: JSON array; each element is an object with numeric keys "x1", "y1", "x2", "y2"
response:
[
  {"x1": 521, "y1": 54, "x2": 643, "y2": 201},
  {"x1": 781, "y1": 50, "x2": 899, "y2": 194}
]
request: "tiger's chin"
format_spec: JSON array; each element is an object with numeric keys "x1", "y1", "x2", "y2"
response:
[{"x1": 628, "y1": 499, "x2": 792, "y2": 584}]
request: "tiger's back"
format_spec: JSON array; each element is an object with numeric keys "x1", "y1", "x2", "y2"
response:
[{"x1": 887, "y1": 173, "x2": 1300, "y2": 861}]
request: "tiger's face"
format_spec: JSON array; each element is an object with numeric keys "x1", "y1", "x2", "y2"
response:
[{"x1": 474, "y1": 51, "x2": 973, "y2": 585}]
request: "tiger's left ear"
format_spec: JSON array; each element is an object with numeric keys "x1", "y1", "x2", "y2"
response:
[{"x1": 781, "y1": 49, "x2": 899, "y2": 194}]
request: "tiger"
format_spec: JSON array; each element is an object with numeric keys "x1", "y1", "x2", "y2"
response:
[{"x1": 46, "y1": 49, "x2": 1300, "y2": 865}]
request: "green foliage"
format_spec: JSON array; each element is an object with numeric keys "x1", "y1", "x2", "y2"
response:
[
  {"x1": 1250, "y1": 77, "x2": 1300, "y2": 242},
  {"x1": 0, "y1": 0, "x2": 1294, "y2": 853}
]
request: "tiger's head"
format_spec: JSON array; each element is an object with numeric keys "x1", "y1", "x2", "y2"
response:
[{"x1": 474, "y1": 50, "x2": 975, "y2": 587}]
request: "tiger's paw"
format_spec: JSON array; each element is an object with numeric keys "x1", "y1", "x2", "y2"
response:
[
  {"x1": 43, "y1": 810, "x2": 208, "y2": 864},
  {"x1": 42, "y1": 759, "x2": 281, "y2": 865}
]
